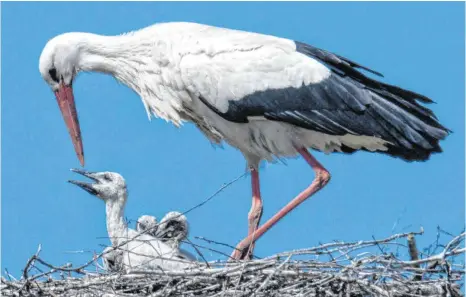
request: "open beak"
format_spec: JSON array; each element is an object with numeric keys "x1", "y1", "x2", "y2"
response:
[
  {"x1": 55, "y1": 83, "x2": 84, "y2": 166},
  {"x1": 68, "y1": 168, "x2": 99, "y2": 196}
]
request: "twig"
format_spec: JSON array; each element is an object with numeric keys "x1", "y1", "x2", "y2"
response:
[
  {"x1": 255, "y1": 254, "x2": 292, "y2": 294},
  {"x1": 2, "y1": 230, "x2": 463, "y2": 297}
]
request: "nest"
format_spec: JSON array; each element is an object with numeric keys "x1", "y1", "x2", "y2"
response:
[{"x1": 1, "y1": 229, "x2": 464, "y2": 297}]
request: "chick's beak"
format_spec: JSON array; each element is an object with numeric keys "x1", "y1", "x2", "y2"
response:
[{"x1": 68, "y1": 168, "x2": 99, "y2": 196}]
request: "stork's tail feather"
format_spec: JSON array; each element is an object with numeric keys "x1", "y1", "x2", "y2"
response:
[
  {"x1": 340, "y1": 90, "x2": 451, "y2": 162},
  {"x1": 368, "y1": 86, "x2": 450, "y2": 162},
  {"x1": 339, "y1": 142, "x2": 444, "y2": 162},
  {"x1": 385, "y1": 143, "x2": 443, "y2": 162}
]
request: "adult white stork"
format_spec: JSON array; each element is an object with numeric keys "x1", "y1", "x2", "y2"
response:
[{"x1": 39, "y1": 22, "x2": 450, "y2": 260}]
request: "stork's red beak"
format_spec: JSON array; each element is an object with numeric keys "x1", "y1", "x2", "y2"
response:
[{"x1": 54, "y1": 83, "x2": 84, "y2": 166}]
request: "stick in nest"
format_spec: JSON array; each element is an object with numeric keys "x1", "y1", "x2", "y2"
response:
[{"x1": 2, "y1": 230, "x2": 464, "y2": 297}]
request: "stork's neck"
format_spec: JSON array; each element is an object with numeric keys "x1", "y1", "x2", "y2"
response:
[
  {"x1": 73, "y1": 33, "x2": 155, "y2": 87},
  {"x1": 105, "y1": 196, "x2": 128, "y2": 246},
  {"x1": 71, "y1": 32, "x2": 186, "y2": 125}
]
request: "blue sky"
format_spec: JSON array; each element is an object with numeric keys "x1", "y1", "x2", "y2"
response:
[{"x1": 1, "y1": 2, "x2": 464, "y2": 276}]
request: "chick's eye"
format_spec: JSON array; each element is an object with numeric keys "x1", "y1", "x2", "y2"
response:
[
  {"x1": 104, "y1": 174, "x2": 112, "y2": 181},
  {"x1": 48, "y1": 68, "x2": 59, "y2": 83}
]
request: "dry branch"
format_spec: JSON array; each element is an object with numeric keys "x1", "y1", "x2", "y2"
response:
[{"x1": 2, "y1": 230, "x2": 464, "y2": 297}]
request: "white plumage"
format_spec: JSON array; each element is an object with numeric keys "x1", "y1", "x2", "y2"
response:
[
  {"x1": 101, "y1": 246, "x2": 122, "y2": 272},
  {"x1": 137, "y1": 212, "x2": 196, "y2": 261},
  {"x1": 155, "y1": 212, "x2": 189, "y2": 248},
  {"x1": 136, "y1": 215, "x2": 158, "y2": 236},
  {"x1": 69, "y1": 169, "x2": 196, "y2": 271},
  {"x1": 38, "y1": 22, "x2": 393, "y2": 164},
  {"x1": 41, "y1": 22, "x2": 449, "y2": 260}
]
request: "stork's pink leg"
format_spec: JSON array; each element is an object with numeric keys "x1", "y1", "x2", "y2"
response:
[
  {"x1": 244, "y1": 168, "x2": 263, "y2": 259},
  {"x1": 231, "y1": 148, "x2": 330, "y2": 260}
]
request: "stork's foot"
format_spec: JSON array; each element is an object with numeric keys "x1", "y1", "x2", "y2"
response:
[
  {"x1": 230, "y1": 194, "x2": 262, "y2": 260},
  {"x1": 237, "y1": 167, "x2": 263, "y2": 260},
  {"x1": 244, "y1": 206, "x2": 262, "y2": 260},
  {"x1": 229, "y1": 207, "x2": 263, "y2": 261},
  {"x1": 230, "y1": 237, "x2": 253, "y2": 260}
]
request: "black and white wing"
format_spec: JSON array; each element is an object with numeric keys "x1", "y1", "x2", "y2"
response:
[{"x1": 180, "y1": 27, "x2": 449, "y2": 161}]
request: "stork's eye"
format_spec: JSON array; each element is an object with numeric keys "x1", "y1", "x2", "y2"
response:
[
  {"x1": 103, "y1": 174, "x2": 112, "y2": 181},
  {"x1": 48, "y1": 68, "x2": 59, "y2": 83}
]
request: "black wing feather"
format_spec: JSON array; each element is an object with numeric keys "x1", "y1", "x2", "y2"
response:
[
  {"x1": 295, "y1": 42, "x2": 433, "y2": 104},
  {"x1": 199, "y1": 40, "x2": 450, "y2": 161}
]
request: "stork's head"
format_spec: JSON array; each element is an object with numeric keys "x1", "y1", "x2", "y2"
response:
[
  {"x1": 68, "y1": 168, "x2": 127, "y2": 202},
  {"x1": 136, "y1": 215, "x2": 158, "y2": 235},
  {"x1": 156, "y1": 211, "x2": 189, "y2": 246},
  {"x1": 39, "y1": 34, "x2": 84, "y2": 166}
]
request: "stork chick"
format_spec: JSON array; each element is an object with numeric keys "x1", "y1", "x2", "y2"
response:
[
  {"x1": 156, "y1": 211, "x2": 189, "y2": 250},
  {"x1": 101, "y1": 246, "x2": 123, "y2": 272},
  {"x1": 69, "y1": 169, "x2": 196, "y2": 271},
  {"x1": 136, "y1": 215, "x2": 158, "y2": 236}
]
